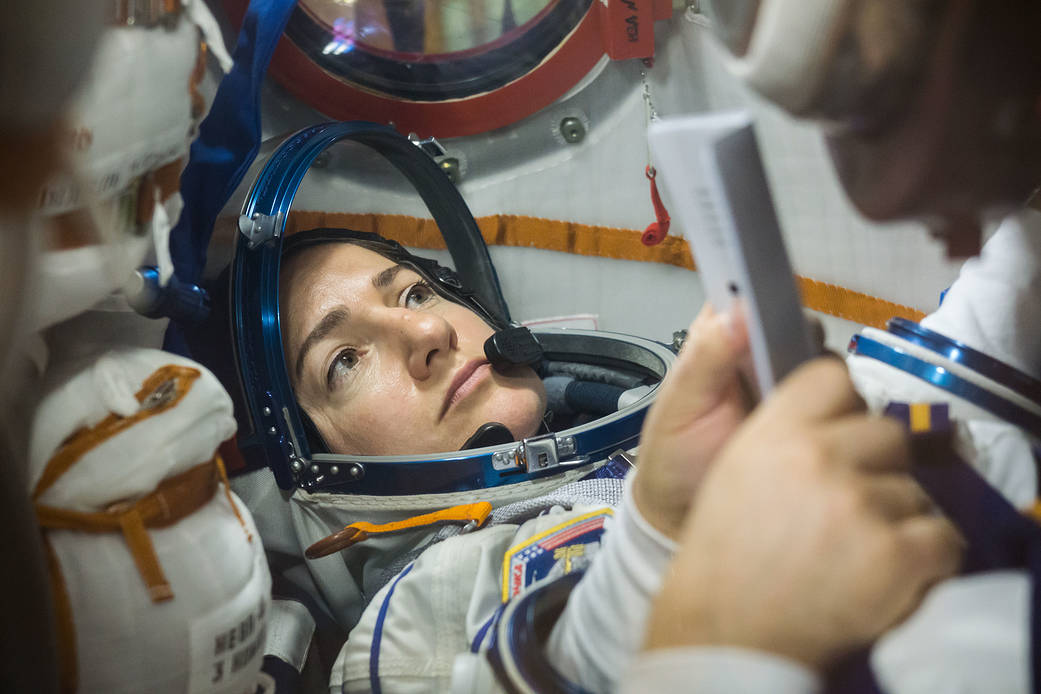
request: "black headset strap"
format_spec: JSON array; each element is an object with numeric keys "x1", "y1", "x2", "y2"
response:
[{"x1": 333, "y1": 128, "x2": 511, "y2": 325}]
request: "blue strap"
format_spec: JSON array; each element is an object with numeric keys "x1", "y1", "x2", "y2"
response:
[
  {"x1": 471, "y1": 605, "x2": 505, "y2": 654},
  {"x1": 369, "y1": 563, "x2": 414, "y2": 694},
  {"x1": 163, "y1": 0, "x2": 297, "y2": 353},
  {"x1": 826, "y1": 438, "x2": 1041, "y2": 693},
  {"x1": 911, "y1": 453, "x2": 1041, "y2": 692}
]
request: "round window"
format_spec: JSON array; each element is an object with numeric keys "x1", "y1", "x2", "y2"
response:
[
  {"x1": 288, "y1": 0, "x2": 591, "y2": 101},
  {"x1": 225, "y1": 0, "x2": 610, "y2": 137}
]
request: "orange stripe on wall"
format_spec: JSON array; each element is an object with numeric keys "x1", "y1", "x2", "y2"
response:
[{"x1": 287, "y1": 211, "x2": 926, "y2": 329}]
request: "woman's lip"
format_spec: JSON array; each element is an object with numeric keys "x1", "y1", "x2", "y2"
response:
[{"x1": 442, "y1": 359, "x2": 491, "y2": 419}]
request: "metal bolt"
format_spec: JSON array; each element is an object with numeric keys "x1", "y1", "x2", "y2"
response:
[
  {"x1": 291, "y1": 460, "x2": 303, "y2": 472},
  {"x1": 268, "y1": 426, "x2": 277, "y2": 435},
  {"x1": 560, "y1": 117, "x2": 586, "y2": 144},
  {"x1": 439, "y1": 157, "x2": 460, "y2": 184},
  {"x1": 671, "y1": 329, "x2": 688, "y2": 352},
  {"x1": 262, "y1": 406, "x2": 272, "y2": 416},
  {"x1": 349, "y1": 464, "x2": 362, "y2": 478},
  {"x1": 311, "y1": 464, "x2": 320, "y2": 475},
  {"x1": 330, "y1": 465, "x2": 340, "y2": 476},
  {"x1": 141, "y1": 378, "x2": 177, "y2": 410}
]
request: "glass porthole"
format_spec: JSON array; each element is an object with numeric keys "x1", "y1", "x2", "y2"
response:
[{"x1": 287, "y1": 0, "x2": 591, "y2": 101}]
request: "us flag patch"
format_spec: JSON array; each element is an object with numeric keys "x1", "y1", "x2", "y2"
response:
[{"x1": 501, "y1": 508, "x2": 613, "y2": 601}]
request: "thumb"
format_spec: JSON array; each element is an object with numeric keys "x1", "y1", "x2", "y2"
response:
[{"x1": 649, "y1": 304, "x2": 749, "y2": 432}]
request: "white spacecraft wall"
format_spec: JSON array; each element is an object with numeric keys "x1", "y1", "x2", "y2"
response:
[{"x1": 287, "y1": 15, "x2": 967, "y2": 350}]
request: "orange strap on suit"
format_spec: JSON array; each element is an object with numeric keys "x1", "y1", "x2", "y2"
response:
[{"x1": 306, "y1": 502, "x2": 493, "y2": 559}]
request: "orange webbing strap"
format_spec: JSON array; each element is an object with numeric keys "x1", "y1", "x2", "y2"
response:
[
  {"x1": 44, "y1": 538, "x2": 78, "y2": 694},
  {"x1": 286, "y1": 211, "x2": 927, "y2": 329},
  {"x1": 214, "y1": 452, "x2": 253, "y2": 543},
  {"x1": 32, "y1": 365, "x2": 201, "y2": 500},
  {"x1": 36, "y1": 461, "x2": 220, "y2": 602},
  {"x1": 797, "y1": 276, "x2": 925, "y2": 328},
  {"x1": 190, "y1": 37, "x2": 209, "y2": 120},
  {"x1": 305, "y1": 502, "x2": 493, "y2": 559}
]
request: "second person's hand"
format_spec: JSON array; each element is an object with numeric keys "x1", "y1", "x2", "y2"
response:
[
  {"x1": 633, "y1": 304, "x2": 752, "y2": 540},
  {"x1": 642, "y1": 358, "x2": 964, "y2": 669}
]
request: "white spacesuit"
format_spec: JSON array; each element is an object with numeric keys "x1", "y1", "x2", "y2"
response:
[{"x1": 330, "y1": 469, "x2": 668, "y2": 693}]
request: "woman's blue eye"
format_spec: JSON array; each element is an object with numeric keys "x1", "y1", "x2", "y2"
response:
[
  {"x1": 326, "y1": 348, "x2": 359, "y2": 389},
  {"x1": 404, "y1": 281, "x2": 435, "y2": 309}
]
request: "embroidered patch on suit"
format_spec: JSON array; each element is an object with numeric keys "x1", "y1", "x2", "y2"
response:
[{"x1": 501, "y1": 508, "x2": 613, "y2": 601}]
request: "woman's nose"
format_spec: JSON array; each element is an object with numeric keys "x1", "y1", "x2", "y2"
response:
[{"x1": 395, "y1": 309, "x2": 455, "y2": 380}]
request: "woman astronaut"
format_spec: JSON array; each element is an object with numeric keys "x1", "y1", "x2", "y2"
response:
[
  {"x1": 275, "y1": 227, "x2": 669, "y2": 691},
  {"x1": 207, "y1": 123, "x2": 959, "y2": 693}
]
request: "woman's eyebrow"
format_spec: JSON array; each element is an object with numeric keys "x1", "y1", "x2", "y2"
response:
[
  {"x1": 372, "y1": 263, "x2": 406, "y2": 289},
  {"x1": 295, "y1": 306, "x2": 350, "y2": 380}
]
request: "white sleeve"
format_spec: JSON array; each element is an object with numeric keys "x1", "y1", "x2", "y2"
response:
[
  {"x1": 618, "y1": 648, "x2": 821, "y2": 694},
  {"x1": 872, "y1": 571, "x2": 1031, "y2": 694},
  {"x1": 921, "y1": 207, "x2": 1041, "y2": 378},
  {"x1": 545, "y1": 471, "x2": 677, "y2": 692}
]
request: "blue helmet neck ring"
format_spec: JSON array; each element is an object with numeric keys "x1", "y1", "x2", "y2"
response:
[{"x1": 230, "y1": 121, "x2": 670, "y2": 495}]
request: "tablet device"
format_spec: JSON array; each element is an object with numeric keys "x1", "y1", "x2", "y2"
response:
[{"x1": 648, "y1": 111, "x2": 816, "y2": 395}]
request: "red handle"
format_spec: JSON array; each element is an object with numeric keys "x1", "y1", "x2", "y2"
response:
[{"x1": 641, "y1": 166, "x2": 671, "y2": 246}]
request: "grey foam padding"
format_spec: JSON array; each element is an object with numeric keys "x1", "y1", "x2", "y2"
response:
[{"x1": 543, "y1": 361, "x2": 644, "y2": 389}]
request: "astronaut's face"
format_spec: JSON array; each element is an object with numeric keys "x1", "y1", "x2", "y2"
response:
[{"x1": 279, "y1": 243, "x2": 546, "y2": 455}]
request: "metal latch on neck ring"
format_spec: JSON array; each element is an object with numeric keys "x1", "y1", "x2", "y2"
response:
[
  {"x1": 491, "y1": 433, "x2": 583, "y2": 473},
  {"x1": 239, "y1": 211, "x2": 284, "y2": 248}
]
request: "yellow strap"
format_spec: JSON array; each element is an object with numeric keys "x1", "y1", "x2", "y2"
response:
[
  {"x1": 37, "y1": 461, "x2": 221, "y2": 603},
  {"x1": 214, "y1": 453, "x2": 253, "y2": 543},
  {"x1": 305, "y1": 502, "x2": 493, "y2": 559},
  {"x1": 118, "y1": 508, "x2": 174, "y2": 603},
  {"x1": 1027, "y1": 500, "x2": 1041, "y2": 526},
  {"x1": 352, "y1": 502, "x2": 492, "y2": 535},
  {"x1": 287, "y1": 211, "x2": 926, "y2": 330},
  {"x1": 909, "y1": 403, "x2": 933, "y2": 433}
]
